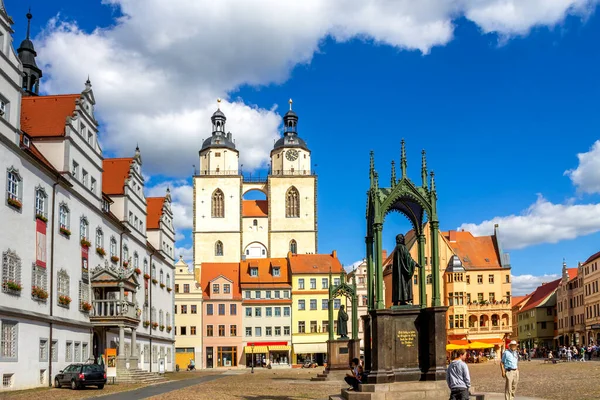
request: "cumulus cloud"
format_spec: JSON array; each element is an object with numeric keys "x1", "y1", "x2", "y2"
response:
[
  {"x1": 174, "y1": 245, "x2": 193, "y2": 266},
  {"x1": 565, "y1": 140, "x2": 600, "y2": 194},
  {"x1": 511, "y1": 274, "x2": 561, "y2": 296},
  {"x1": 345, "y1": 259, "x2": 366, "y2": 273},
  {"x1": 34, "y1": 0, "x2": 599, "y2": 178}
]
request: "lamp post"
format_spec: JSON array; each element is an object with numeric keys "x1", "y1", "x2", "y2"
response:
[
  {"x1": 527, "y1": 332, "x2": 532, "y2": 352},
  {"x1": 251, "y1": 344, "x2": 255, "y2": 374}
]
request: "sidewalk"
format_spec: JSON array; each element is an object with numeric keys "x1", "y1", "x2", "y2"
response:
[{"x1": 481, "y1": 394, "x2": 546, "y2": 400}]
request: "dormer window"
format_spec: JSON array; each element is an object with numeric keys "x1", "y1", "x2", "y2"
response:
[
  {"x1": 212, "y1": 283, "x2": 220, "y2": 294},
  {"x1": 273, "y1": 267, "x2": 280, "y2": 277},
  {"x1": 250, "y1": 267, "x2": 258, "y2": 277}
]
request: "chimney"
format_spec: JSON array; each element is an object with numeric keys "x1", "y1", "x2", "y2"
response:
[
  {"x1": 449, "y1": 230, "x2": 457, "y2": 242},
  {"x1": 382, "y1": 250, "x2": 388, "y2": 261},
  {"x1": 332, "y1": 250, "x2": 337, "y2": 259}
]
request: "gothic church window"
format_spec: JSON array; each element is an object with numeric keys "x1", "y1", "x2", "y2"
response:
[
  {"x1": 290, "y1": 240, "x2": 297, "y2": 255},
  {"x1": 215, "y1": 241, "x2": 224, "y2": 257},
  {"x1": 212, "y1": 189, "x2": 224, "y2": 218},
  {"x1": 285, "y1": 186, "x2": 300, "y2": 218}
]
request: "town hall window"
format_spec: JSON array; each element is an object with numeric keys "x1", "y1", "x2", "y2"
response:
[
  {"x1": 34, "y1": 187, "x2": 47, "y2": 218},
  {"x1": 6, "y1": 168, "x2": 22, "y2": 205},
  {"x1": 215, "y1": 241, "x2": 223, "y2": 257},
  {"x1": 285, "y1": 186, "x2": 300, "y2": 218},
  {"x1": 211, "y1": 189, "x2": 224, "y2": 218},
  {"x1": 59, "y1": 204, "x2": 70, "y2": 231},
  {"x1": 2, "y1": 249, "x2": 21, "y2": 294},
  {"x1": 289, "y1": 240, "x2": 297, "y2": 255}
]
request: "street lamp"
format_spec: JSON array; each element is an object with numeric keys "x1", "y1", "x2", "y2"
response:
[
  {"x1": 251, "y1": 344, "x2": 255, "y2": 374},
  {"x1": 527, "y1": 333, "x2": 532, "y2": 352}
]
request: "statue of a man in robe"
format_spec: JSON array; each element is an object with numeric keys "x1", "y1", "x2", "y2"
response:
[
  {"x1": 392, "y1": 234, "x2": 421, "y2": 306},
  {"x1": 337, "y1": 305, "x2": 349, "y2": 339}
]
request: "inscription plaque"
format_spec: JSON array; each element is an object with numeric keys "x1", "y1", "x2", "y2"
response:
[{"x1": 396, "y1": 330, "x2": 416, "y2": 347}]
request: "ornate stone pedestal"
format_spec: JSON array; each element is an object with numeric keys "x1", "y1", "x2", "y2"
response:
[{"x1": 327, "y1": 339, "x2": 361, "y2": 370}]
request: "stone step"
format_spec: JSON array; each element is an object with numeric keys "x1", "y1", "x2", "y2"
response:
[
  {"x1": 329, "y1": 396, "x2": 345, "y2": 400},
  {"x1": 311, "y1": 377, "x2": 329, "y2": 381}
]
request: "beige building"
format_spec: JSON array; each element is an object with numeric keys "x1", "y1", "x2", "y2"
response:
[
  {"x1": 582, "y1": 252, "x2": 600, "y2": 345},
  {"x1": 193, "y1": 101, "x2": 317, "y2": 269},
  {"x1": 556, "y1": 262, "x2": 584, "y2": 346},
  {"x1": 346, "y1": 256, "x2": 375, "y2": 349},
  {"x1": 174, "y1": 257, "x2": 204, "y2": 368}
]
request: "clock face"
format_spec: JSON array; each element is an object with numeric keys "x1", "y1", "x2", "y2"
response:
[{"x1": 286, "y1": 149, "x2": 299, "y2": 161}]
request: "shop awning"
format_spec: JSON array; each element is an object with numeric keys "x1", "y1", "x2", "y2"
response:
[
  {"x1": 468, "y1": 342, "x2": 495, "y2": 349},
  {"x1": 293, "y1": 343, "x2": 327, "y2": 354},
  {"x1": 269, "y1": 345, "x2": 291, "y2": 351},
  {"x1": 244, "y1": 346, "x2": 268, "y2": 353}
]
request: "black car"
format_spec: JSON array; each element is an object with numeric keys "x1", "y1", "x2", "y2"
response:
[{"x1": 54, "y1": 363, "x2": 107, "y2": 390}]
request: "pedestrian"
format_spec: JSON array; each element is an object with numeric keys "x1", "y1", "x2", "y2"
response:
[
  {"x1": 344, "y1": 358, "x2": 361, "y2": 391},
  {"x1": 446, "y1": 348, "x2": 471, "y2": 400},
  {"x1": 501, "y1": 340, "x2": 519, "y2": 400}
]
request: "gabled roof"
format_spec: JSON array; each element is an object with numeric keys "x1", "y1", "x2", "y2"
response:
[
  {"x1": 519, "y1": 278, "x2": 561, "y2": 313},
  {"x1": 583, "y1": 250, "x2": 600, "y2": 265},
  {"x1": 511, "y1": 295, "x2": 530, "y2": 308},
  {"x1": 566, "y1": 268, "x2": 578, "y2": 281},
  {"x1": 21, "y1": 95, "x2": 79, "y2": 137},
  {"x1": 240, "y1": 258, "x2": 290, "y2": 285},
  {"x1": 102, "y1": 158, "x2": 133, "y2": 195},
  {"x1": 289, "y1": 253, "x2": 343, "y2": 275},
  {"x1": 442, "y1": 230, "x2": 502, "y2": 269},
  {"x1": 146, "y1": 197, "x2": 165, "y2": 230},
  {"x1": 200, "y1": 262, "x2": 241, "y2": 300},
  {"x1": 242, "y1": 200, "x2": 268, "y2": 217}
]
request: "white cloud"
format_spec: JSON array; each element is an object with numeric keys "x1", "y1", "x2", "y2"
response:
[
  {"x1": 174, "y1": 245, "x2": 193, "y2": 266},
  {"x1": 345, "y1": 259, "x2": 365, "y2": 273},
  {"x1": 511, "y1": 274, "x2": 561, "y2": 296},
  {"x1": 565, "y1": 140, "x2": 600, "y2": 194},
  {"x1": 33, "y1": 0, "x2": 599, "y2": 177},
  {"x1": 145, "y1": 179, "x2": 193, "y2": 231}
]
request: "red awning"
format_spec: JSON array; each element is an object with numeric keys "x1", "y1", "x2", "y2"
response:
[{"x1": 247, "y1": 341, "x2": 288, "y2": 346}]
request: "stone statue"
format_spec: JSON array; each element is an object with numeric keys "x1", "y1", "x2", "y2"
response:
[
  {"x1": 337, "y1": 304, "x2": 349, "y2": 339},
  {"x1": 392, "y1": 234, "x2": 421, "y2": 306}
]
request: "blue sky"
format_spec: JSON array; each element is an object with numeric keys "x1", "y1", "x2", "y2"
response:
[{"x1": 11, "y1": 0, "x2": 600, "y2": 294}]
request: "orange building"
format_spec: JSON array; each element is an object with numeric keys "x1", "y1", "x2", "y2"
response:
[{"x1": 557, "y1": 262, "x2": 584, "y2": 346}]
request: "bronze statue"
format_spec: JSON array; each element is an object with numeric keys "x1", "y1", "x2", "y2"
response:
[
  {"x1": 392, "y1": 234, "x2": 421, "y2": 306},
  {"x1": 337, "y1": 304, "x2": 349, "y2": 338}
]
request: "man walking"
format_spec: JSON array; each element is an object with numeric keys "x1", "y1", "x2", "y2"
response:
[
  {"x1": 446, "y1": 349, "x2": 471, "y2": 400},
  {"x1": 501, "y1": 340, "x2": 519, "y2": 400}
]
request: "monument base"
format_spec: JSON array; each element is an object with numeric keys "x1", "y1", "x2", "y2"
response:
[
  {"x1": 329, "y1": 380, "x2": 449, "y2": 400},
  {"x1": 327, "y1": 338, "x2": 361, "y2": 370}
]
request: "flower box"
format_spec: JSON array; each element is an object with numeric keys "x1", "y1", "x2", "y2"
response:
[
  {"x1": 152, "y1": 322, "x2": 159, "y2": 329},
  {"x1": 122, "y1": 261, "x2": 129, "y2": 268},
  {"x1": 167, "y1": 287, "x2": 172, "y2": 293},
  {"x1": 5, "y1": 280, "x2": 21, "y2": 292},
  {"x1": 7, "y1": 197, "x2": 22, "y2": 210},
  {"x1": 110, "y1": 256, "x2": 119, "y2": 263},
  {"x1": 143, "y1": 273, "x2": 151, "y2": 280},
  {"x1": 166, "y1": 326, "x2": 172, "y2": 333},
  {"x1": 159, "y1": 325, "x2": 165, "y2": 331},
  {"x1": 96, "y1": 247, "x2": 106, "y2": 256},
  {"x1": 36, "y1": 213, "x2": 48, "y2": 223},
  {"x1": 59, "y1": 226, "x2": 71, "y2": 237},
  {"x1": 31, "y1": 286, "x2": 48, "y2": 300},
  {"x1": 143, "y1": 320, "x2": 150, "y2": 328},
  {"x1": 134, "y1": 268, "x2": 141, "y2": 275},
  {"x1": 81, "y1": 301, "x2": 92, "y2": 312},
  {"x1": 160, "y1": 283, "x2": 165, "y2": 289},
  {"x1": 152, "y1": 278, "x2": 158, "y2": 285},
  {"x1": 58, "y1": 295, "x2": 72, "y2": 306},
  {"x1": 80, "y1": 238, "x2": 91, "y2": 248}
]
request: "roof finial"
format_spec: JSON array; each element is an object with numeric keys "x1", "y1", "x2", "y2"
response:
[
  {"x1": 391, "y1": 160, "x2": 396, "y2": 186},
  {"x1": 400, "y1": 139, "x2": 407, "y2": 178},
  {"x1": 421, "y1": 150, "x2": 428, "y2": 189},
  {"x1": 26, "y1": 9, "x2": 33, "y2": 40},
  {"x1": 85, "y1": 76, "x2": 92, "y2": 90},
  {"x1": 430, "y1": 170, "x2": 436, "y2": 192},
  {"x1": 289, "y1": 98, "x2": 293, "y2": 111},
  {"x1": 217, "y1": 98, "x2": 221, "y2": 109}
]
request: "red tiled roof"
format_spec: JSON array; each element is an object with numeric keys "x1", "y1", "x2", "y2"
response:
[
  {"x1": 511, "y1": 295, "x2": 529, "y2": 307},
  {"x1": 583, "y1": 250, "x2": 600, "y2": 265},
  {"x1": 442, "y1": 230, "x2": 502, "y2": 269},
  {"x1": 21, "y1": 95, "x2": 79, "y2": 137},
  {"x1": 102, "y1": 158, "x2": 133, "y2": 195},
  {"x1": 289, "y1": 253, "x2": 343, "y2": 274},
  {"x1": 519, "y1": 278, "x2": 561, "y2": 313},
  {"x1": 240, "y1": 258, "x2": 290, "y2": 285},
  {"x1": 19, "y1": 134, "x2": 58, "y2": 172},
  {"x1": 200, "y1": 263, "x2": 241, "y2": 300},
  {"x1": 242, "y1": 200, "x2": 268, "y2": 217},
  {"x1": 566, "y1": 267, "x2": 578, "y2": 281},
  {"x1": 146, "y1": 197, "x2": 165, "y2": 230}
]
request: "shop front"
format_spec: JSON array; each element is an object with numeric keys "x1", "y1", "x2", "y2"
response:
[
  {"x1": 244, "y1": 342, "x2": 291, "y2": 368},
  {"x1": 292, "y1": 343, "x2": 327, "y2": 366}
]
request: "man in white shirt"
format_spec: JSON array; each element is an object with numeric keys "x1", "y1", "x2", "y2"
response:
[{"x1": 501, "y1": 340, "x2": 519, "y2": 400}]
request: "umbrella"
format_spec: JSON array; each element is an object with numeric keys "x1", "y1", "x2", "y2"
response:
[
  {"x1": 468, "y1": 342, "x2": 495, "y2": 349},
  {"x1": 446, "y1": 343, "x2": 467, "y2": 351}
]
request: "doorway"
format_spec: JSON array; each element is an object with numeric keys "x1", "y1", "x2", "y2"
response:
[{"x1": 206, "y1": 347, "x2": 213, "y2": 368}]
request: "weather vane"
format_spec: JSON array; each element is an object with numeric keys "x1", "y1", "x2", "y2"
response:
[{"x1": 289, "y1": 98, "x2": 293, "y2": 110}]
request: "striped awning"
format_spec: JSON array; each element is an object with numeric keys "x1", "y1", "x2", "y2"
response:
[
  {"x1": 244, "y1": 346, "x2": 268, "y2": 353},
  {"x1": 269, "y1": 345, "x2": 291, "y2": 351}
]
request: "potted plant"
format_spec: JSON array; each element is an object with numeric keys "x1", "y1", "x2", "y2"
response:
[
  {"x1": 160, "y1": 283, "x2": 165, "y2": 289},
  {"x1": 7, "y1": 197, "x2": 22, "y2": 209},
  {"x1": 166, "y1": 326, "x2": 172, "y2": 333},
  {"x1": 5, "y1": 280, "x2": 21, "y2": 292},
  {"x1": 123, "y1": 261, "x2": 129, "y2": 268},
  {"x1": 143, "y1": 273, "x2": 151, "y2": 280},
  {"x1": 36, "y1": 213, "x2": 48, "y2": 223},
  {"x1": 143, "y1": 320, "x2": 150, "y2": 328},
  {"x1": 152, "y1": 322, "x2": 159, "y2": 329},
  {"x1": 59, "y1": 226, "x2": 71, "y2": 237},
  {"x1": 96, "y1": 247, "x2": 106, "y2": 256},
  {"x1": 81, "y1": 301, "x2": 92, "y2": 312},
  {"x1": 31, "y1": 285, "x2": 48, "y2": 300},
  {"x1": 80, "y1": 238, "x2": 91, "y2": 248},
  {"x1": 159, "y1": 325, "x2": 165, "y2": 331},
  {"x1": 134, "y1": 268, "x2": 141, "y2": 275},
  {"x1": 152, "y1": 278, "x2": 158, "y2": 285},
  {"x1": 58, "y1": 295, "x2": 72, "y2": 306},
  {"x1": 167, "y1": 287, "x2": 172, "y2": 293},
  {"x1": 110, "y1": 255, "x2": 119, "y2": 263}
]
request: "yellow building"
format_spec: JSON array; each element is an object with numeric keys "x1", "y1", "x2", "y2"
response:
[
  {"x1": 384, "y1": 224, "x2": 513, "y2": 354},
  {"x1": 193, "y1": 101, "x2": 317, "y2": 269},
  {"x1": 173, "y1": 257, "x2": 204, "y2": 368},
  {"x1": 289, "y1": 252, "x2": 343, "y2": 365}
]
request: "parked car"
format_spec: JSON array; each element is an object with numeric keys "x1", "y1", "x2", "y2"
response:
[{"x1": 54, "y1": 363, "x2": 107, "y2": 390}]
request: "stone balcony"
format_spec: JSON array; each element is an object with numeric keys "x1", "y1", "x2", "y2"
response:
[
  {"x1": 468, "y1": 325, "x2": 511, "y2": 333},
  {"x1": 466, "y1": 302, "x2": 511, "y2": 312},
  {"x1": 90, "y1": 299, "x2": 140, "y2": 328}
]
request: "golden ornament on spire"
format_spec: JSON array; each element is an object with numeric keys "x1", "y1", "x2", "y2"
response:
[
  {"x1": 289, "y1": 98, "x2": 293, "y2": 110},
  {"x1": 217, "y1": 98, "x2": 221, "y2": 109}
]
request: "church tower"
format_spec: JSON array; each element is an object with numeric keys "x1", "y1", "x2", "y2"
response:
[
  {"x1": 267, "y1": 100, "x2": 317, "y2": 257},
  {"x1": 193, "y1": 100, "x2": 242, "y2": 267},
  {"x1": 17, "y1": 10, "x2": 42, "y2": 96}
]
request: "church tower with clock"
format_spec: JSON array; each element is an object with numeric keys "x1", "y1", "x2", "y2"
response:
[{"x1": 193, "y1": 99, "x2": 317, "y2": 269}]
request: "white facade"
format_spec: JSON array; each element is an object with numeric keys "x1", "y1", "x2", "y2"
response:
[{"x1": 0, "y1": 6, "x2": 176, "y2": 391}]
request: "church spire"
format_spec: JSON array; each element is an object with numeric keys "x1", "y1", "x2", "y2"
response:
[{"x1": 17, "y1": 10, "x2": 43, "y2": 96}]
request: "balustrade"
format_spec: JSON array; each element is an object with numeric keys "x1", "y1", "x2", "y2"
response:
[{"x1": 91, "y1": 299, "x2": 139, "y2": 320}]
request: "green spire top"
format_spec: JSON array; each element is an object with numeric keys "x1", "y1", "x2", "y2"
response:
[
  {"x1": 421, "y1": 150, "x2": 428, "y2": 189},
  {"x1": 391, "y1": 160, "x2": 396, "y2": 186},
  {"x1": 430, "y1": 170, "x2": 436, "y2": 193},
  {"x1": 400, "y1": 139, "x2": 407, "y2": 178}
]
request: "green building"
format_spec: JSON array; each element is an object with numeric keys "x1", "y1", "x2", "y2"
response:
[{"x1": 517, "y1": 278, "x2": 560, "y2": 350}]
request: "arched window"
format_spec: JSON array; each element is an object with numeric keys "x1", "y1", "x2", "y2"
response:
[
  {"x1": 285, "y1": 186, "x2": 300, "y2": 218},
  {"x1": 80, "y1": 217, "x2": 89, "y2": 240},
  {"x1": 110, "y1": 237, "x2": 117, "y2": 257},
  {"x1": 34, "y1": 187, "x2": 47, "y2": 218},
  {"x1": 2, "y1": 249, "x2": 22, "y2": 293},
  {"x1": 134, "y1": 252, "x2": 139, "y2": 268},
  {"x1": 253, "y1": 219, "x2": 258, "y2": 227},
  {"x1": 59, "y1": 203, "x2": 70, "y2": 230},
  {"x1": 212, "y1": 189, "x2": 224, "y2": 218},
  {"x1": 123, "y1": 245, "x2": 129, "y2": 262},
  {"x1": 95, "y1": 228, "x2": 103, "y2": 250},
  {"x1": 215, "y1": 241, "x2": 223, "y2": 257},
  {"x1": 290, "y1": 239, "x2": 297, "y2": 255},
  {"x1": 166, "y1": 273, "x2": 170, "y2": 287},
  {"x1": 143, "y1": 259, "x2": 148, "y2": 275},
  {"x1": 426, "y1": 274, "x2": 432, "y2": 284},
  {"x1": 6, "y1": 167, "x2": 22, "y2": 203},
  {"x1": 152, "y1": 264, "x2": 157, "y2": 279},
  {"x1": 160, "y1": 269, "x2": 164, "y2": 284}
]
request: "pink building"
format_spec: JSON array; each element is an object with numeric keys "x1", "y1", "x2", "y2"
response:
[{"x1": 201, "y1": 263, "x2": 243, "y2": 368}]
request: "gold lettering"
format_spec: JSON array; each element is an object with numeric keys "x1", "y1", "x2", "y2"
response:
[{"x1": 396, "y1": 330, "x2": 417, "y2": 347}]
